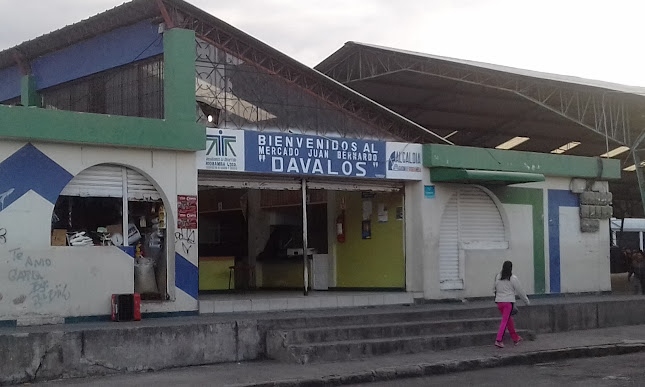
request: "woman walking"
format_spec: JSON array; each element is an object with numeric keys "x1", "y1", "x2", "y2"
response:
[{"x1": 493, "y1": 261, "x2": 530, "y2": 348}]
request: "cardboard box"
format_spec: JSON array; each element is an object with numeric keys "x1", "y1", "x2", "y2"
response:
[
  {"x1": 52, "y1": 229, "x2": 67, "y2": 246},
  {"x1": 106, "y1": 224, "x2": 122, "y2": 236}
]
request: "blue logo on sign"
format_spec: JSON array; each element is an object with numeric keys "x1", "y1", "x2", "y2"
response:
[
  {"x1": 245, "y1": 132, "x2": 386, "y2": 178},
  {"x1": 388, "y1": 149, "x2": 422, "y2": 172}
]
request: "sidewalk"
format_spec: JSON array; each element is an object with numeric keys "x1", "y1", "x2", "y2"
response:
[
  {"x1": 4, "y1": 293, "x2": 642, "y2": 335},
  {"x1": 39, "y1": 324, "x2": 645, "y2": 387}
]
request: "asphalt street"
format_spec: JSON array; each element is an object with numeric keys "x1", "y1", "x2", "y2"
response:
[{"x1": 347, "y1": 352, "x2": 645, "y2": 387}]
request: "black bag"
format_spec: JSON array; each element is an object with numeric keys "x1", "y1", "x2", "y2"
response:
[{"x1": 511, "y1": 304, "x2": 519, "y2": 316}]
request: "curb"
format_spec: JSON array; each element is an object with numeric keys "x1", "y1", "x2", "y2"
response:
[{"x1": 235, "y1": 342, "x2": 645, "y2": 387}]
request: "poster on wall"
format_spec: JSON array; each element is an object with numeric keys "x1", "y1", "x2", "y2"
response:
[
  {"x1": 378, "y1": 203, "x2": 388, "y2": 223},
  {"x1": 386, "y1": 142, "x2": 423, "y2": 180},
  {"x1": 362, "y1": 220, "x2": 372, "y2": 239},
  {"x1": 424, "y1": 185, "x2": 436, "y2": 199},
  {"x1": 362, "y1": 199, "x2": 373, "y2": 221},
  {"x1": 177, "y1": 195, "x2": 198, "y2": 229},
  {"x1": 197, "y1": 128, "x2": 245, "y2": 172}
]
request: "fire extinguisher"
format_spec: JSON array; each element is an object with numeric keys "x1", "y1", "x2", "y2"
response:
[{"x1": 336, "y1": 210, "x2": 346, "y2": 243}]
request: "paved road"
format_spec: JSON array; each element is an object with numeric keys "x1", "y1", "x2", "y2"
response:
[
  {"x1": 39, "y1": 352, "x2": 645, "y2": 387},
  {"x1": 348, "y1": 352, "x2": 645, "y2": 387}
]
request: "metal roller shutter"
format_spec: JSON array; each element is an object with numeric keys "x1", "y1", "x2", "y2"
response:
[
  {"x1": 439, "y1": 186, "x2": 506, "y2": 290},
  {"x1": 458, "y1": 187, "x2": 505, "y2": 242},
  {"x1": 439, "y1": 194, "x2": 461, "y2": 289},
  {"x1": 61, "y1": 165, "x2": 161, "y2": 200},
  {"x1": 126, "y1": 169, "x2": 161, "y2": 201},
  {"x1": 198, "y1": 172, "x2": 302, "y2": 190},
  {"x1": 61, "y1": 165, "x2": 123, "y2": 198}
]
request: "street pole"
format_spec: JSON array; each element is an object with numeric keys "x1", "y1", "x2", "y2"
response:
[{"x1": 302, "y1": 179, "x2": 309, "y2": 296}]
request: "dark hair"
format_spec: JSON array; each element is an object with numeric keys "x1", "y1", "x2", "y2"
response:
[{"x1": 500, "y1": 261, "x2": 513, "y2": 281}]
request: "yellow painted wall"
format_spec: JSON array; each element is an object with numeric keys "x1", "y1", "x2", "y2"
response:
[
  {"x1": 199, "y1": 257, "x2": 235, "y2": 290},
  {"x1": 335, "y1": 191, "x2": 405, "y2": 288}
]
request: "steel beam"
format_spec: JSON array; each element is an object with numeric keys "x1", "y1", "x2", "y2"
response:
[
  {"x1": 322, "y1": 46, "x2": 636, "y2": 147},
  {"x1": 165, "y1": 3, "x2": 449, "y2": 144}
]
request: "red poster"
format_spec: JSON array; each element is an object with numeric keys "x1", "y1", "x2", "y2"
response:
[{"x1": 177, "y1": 195, "x2": 198, "y2": 229}]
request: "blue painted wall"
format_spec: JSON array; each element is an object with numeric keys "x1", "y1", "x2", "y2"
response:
[
  {"x1": 0, "y1": 19, "x2": 163, "y2": 101},
  {"x1": 0, "y1": 66, "x2": 21, "y2": 102},
  {"x1": 0, "y1": 143, "x2": 73, "y2": 210},
  {"x1": 175, "y1": 253, "x2": 199, "y2": 299},
  {"x1": 547, "y1": 189, "x2": 579, "y2": 294}
]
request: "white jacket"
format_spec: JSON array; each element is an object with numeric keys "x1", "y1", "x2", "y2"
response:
[{"x1": 494, "y1": 274, "x2": 530, "y2": 304}]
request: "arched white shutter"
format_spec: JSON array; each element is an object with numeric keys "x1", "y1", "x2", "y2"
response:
[
  {"x1": 126, "y1": 168, "x2": 161, "y2": 201},
  {"x1": 61, "y1": 165, "x2": 160, "y2": 200},
  {"x1": 61, "y1": 165, "x2": 123, "y2": 197},
  {"x1": 439, "y1": 186, "x2": 506, "y2": 290},
  {"x1": 458, "y1": 187, "x2": 505, "y2": 243},
  {"x1": 439, "y1": 194, "x2": 461, "y2": 289}
]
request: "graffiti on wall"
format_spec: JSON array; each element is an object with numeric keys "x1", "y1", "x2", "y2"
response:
[
  {"x1": 175, "y1": 195, "x2": 199, "y2": 300},
  {"x1": 175, "y1": 228, "x2": 196, "y2": 256},
  {"x1": 176, "y1": 195, "x2": 198, "y2": 256},
  {"x1": 6, "y1": 247, "x2": 70, "y2": 309}
]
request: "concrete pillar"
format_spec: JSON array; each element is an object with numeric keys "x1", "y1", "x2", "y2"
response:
[
  {"x1": 163, "y1": 28, "x2": 196, "y2": 123},
  {"x1": 21, "y1": 75, "x2": 40, "y2": 107},
  {"x1": 247, "y1": 190, "x2": 270, "y2": 287}
]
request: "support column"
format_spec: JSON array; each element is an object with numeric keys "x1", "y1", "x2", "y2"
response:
[
  {"x1": 163, "y1": 28, "x2": 195, "y2": 122},
  {"x1": 633, "y1": 151, "x2": 645, "y2": 215},
  {"x1": 247, "y1": 190, "x2": 269, "y2": 288},
  {"x1": 21, "y1": 75, "x2": 40, "y2": 107},
  {"x1": 302, "y1": 179, "x2": 309, "y2": 296}
]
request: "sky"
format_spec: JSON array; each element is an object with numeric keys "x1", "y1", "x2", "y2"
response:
[{"x1": 1, "y1": 0, "x2": 645, "y2": 86}]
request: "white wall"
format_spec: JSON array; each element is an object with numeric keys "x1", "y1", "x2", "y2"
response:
[
  {"x1": 412, "y1": 172, "x2": 613, "y2": 300},
  {"x1": 558, "y1": 204, "x2": 611, "y2": 293},
  {"x1": 0, "y1": 141, "x2": 198, "y2": 321},
  {"x1": 463, "y1": 203, "x2": 534, "y2": 298},
  {"x1": 404, "y1": 180, "x2": 425, "y2": 293}
]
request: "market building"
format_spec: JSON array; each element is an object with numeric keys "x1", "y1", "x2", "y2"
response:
[{"x1": 0, "y1": 0, "x2": 621, "y2": 324}]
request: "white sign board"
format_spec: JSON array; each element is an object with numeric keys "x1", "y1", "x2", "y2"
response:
[
  {"x1": 197, "y1": 128, "x2": 245, "y2": 172},
  {"x1": 385, "y1": 142, "x2": 423, "y2": 180}
]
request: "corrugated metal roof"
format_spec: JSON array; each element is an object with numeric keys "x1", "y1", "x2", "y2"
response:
[
  {"x1": 0, "y1": 0, "x2": 158, "y2": 70},
  {"x1": 0, "y1": 0, "x2": 449, "y2": 144},
  {"x1": 317, "y1": 41, "x2": 645, "y2": 97}
]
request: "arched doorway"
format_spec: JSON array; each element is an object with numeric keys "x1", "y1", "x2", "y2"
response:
[{"x1": 51, "y1": 164, "x2": 168, "y2": 299}]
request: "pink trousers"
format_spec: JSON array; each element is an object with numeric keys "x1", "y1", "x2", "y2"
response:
[{"x1": 496, "y1": 302, "x2": 520, "y2": 342}]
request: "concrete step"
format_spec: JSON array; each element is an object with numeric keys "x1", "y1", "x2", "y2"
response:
[
  {"x1": 262, "y1": 305, "x2": 500, "y2": 331},
  {"x1": 268, "y1": 317, "x2": 501, "y2": 345},
  {"x1": 269, "y1": 329, "x2": 537, "y2": 364}
]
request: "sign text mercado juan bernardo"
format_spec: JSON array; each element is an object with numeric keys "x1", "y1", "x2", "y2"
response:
[
  {"x1": 198, "y1": 128, "x2": 423, "y2": 181},
  {"x1": 246, "y1": 132, "x2": 385, "y2": 178}
]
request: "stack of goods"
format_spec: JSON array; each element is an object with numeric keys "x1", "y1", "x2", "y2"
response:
[{"x1": 69, "y1": 232, "x2": 93, "y2": 246}]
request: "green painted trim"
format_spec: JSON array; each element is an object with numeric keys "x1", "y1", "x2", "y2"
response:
[
  {"x1": 424, "y1": 144, "x2": 621, "y2": 180},
  {"x1": 493, "y1": 186, "x2": 545, "y2": 294},
  {"x1": 163, "y1": 28, "x2": 196, "y2": 122},
  {"x1": 21, "y1": 75, "x2": 40, "y2": 107},
  {"x1": 431, "y1": 168, "x2": 545, "y2": 184},
  {"x1": 0, "y1": 105, "x2": 205, "y2": 150}
]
